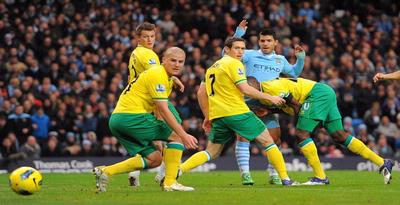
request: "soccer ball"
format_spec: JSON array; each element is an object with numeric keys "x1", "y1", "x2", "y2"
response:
[{"x1": 9, "y1": 166, "x2": 43, "y2": 195}]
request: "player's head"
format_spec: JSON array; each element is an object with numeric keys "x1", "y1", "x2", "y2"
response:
[
  {"x1": 162, "y1": 47, "x2": 186, "y2": 76},
  {"x1": 136, "y1": 22, "x2": 156, "y2": 49},
  {"x1": 247, "y1": 76, "x2": 261, "y2": 91},
  {"x1": 224, "y1": 37, "x2": 246, "y2": 60},
  {"x1": 258, "y1": 29, "x2": 278, "y2": 54}
]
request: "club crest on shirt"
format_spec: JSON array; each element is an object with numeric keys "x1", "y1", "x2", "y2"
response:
[
  {"x1": 275, "y1": 58, "x2": 281, "y2": 64},
  {"x1": 149, "y1": 58, "x2": 156, "y2": 65},
  {"x1": 238, "y1": 68, "x2": 244, "y2": 75},
  {"x1": 156, "y1": 84, "x2": 166, "y2": 92}
]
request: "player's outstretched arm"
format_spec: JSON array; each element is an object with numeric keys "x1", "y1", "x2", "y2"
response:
[
  {"x1": 373, "y1": 71, "x2": 400, "y2": 82},
  {"x1": 283, "y1": 45, "x2": 306, "y2": 77},
  {"x1": 155, "y1": 101, "x2": 198, "y2": 149},
  {"x1": 233, "y1": 19, "x2": 248, "y2": 38},
  {"x1": 237, "y1": 82, "x2": 285, "y2": 106}
]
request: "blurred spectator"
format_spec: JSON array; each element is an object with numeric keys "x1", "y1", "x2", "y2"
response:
[
  {"x1": 376, "y1": 134, "x2": 394, "y2": 157},
  {"x1": 100, "y1": 136, "x2": 120, "y2": 156},
  {"x1": 0, "y1": 111, "x2": 8, "y2": 139},
  {"x1": 61, "y1": 132, "x2": 81, "y2": 156},
  {"x1": 80, "y1": 139, "x2": 96, "y2": 156},
  {"x1": 375, "y1": 116, "x2": 399, "y2": 151},
  {"x1": 364, "y1": 101, "x2": 382, "y2": 131},
  {"x1": 0, "y1": 137, "x2": 19, "y2": 160},
  {"x1": 42, "y1": 136, "x2": 62, "y2": 157},
  {"x1": 325, "y1": 145, "x2": 344, "y2": 158},
  {"x1": 280, "y1": 141, "x2": 294, "y2": 156},
  {"x1": 7, "y1": 105, "x2": 32, "y2": 143},
  {"x1": 343, "y1": 117, "x2": 355, "y2": 136},
  {"x1": 355, "y1": 124, "x2": 375, "y2": 146},
  {"x1": 19, "y1": 135, "x2": 41, "y2": 159},
  {"x1": 31, "y1": 106, "x2": 50, "y2": 145}
]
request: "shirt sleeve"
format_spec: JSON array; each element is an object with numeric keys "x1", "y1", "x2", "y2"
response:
[
  {"x1": 242, "y1": 50, "x2": 252, "y2": 64},
  {"x1": 226, "y1": 60, "x2": 247, "y2": 85},
  {"x1": 141, "y1": 51, "x2": 160, "y2": 70},
  {"x1": 146, "y1": 72, "x2": 169, "y2": 101},
  {"x1": 282, "y1": 56, "x2": 304, "y2": 78}
]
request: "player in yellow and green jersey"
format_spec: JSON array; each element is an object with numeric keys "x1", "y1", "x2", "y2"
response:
[
  {"x1": 179, "y1": 37, "x2": 300, "y2": 186},
  {"x1": 247, "y1": 77, "x2": 394, "y2": 185},
  {"x1": 93, "y1": 47, "x2": 198, "y2": 192},
  {"x1": 127, "y1": 22, "x2": 184, "y2": 186}
]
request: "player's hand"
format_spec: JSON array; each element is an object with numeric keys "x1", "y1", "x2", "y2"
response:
[
  {"x1": 373, "y1": 73, "x2": 385, "y2": 83},
  {"x1": 294, "y1": 44, "x2": 305, "y2": 59},
  {"x1": 238, "y1": 19, "x2": 248, "y2": 30},
  {"x1": 268, "y1": 96, "x2": 286, "y2": 106},
  {"x1": 182, "y1": 134, "x2": 198, "y2": 150},
  {"x1": 172, "y1": 77, "x2": 185, "y2": 92},
  {"x1": 202, "y1": 119, "x2": 211, "y2": 133}
]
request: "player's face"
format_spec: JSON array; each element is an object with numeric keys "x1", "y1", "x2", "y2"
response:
[
  {"x1": 226, "y1": 41, "x2": 245, "y2": 60},
  {"x1": 163, "y1": 53, "x2": 185, "y2": 76},
  {"x1": 138, "y1": 30, "x2": 156, "y2": 49},
  {"x1": 259, "y1": 35, "x2": 277, "y2": 54}
]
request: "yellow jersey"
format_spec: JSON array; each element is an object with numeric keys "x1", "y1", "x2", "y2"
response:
[
  {"x1": 113, "y1": 65, "x2": 173, "y2": 114},
  {"x1": 128, "y1": 45, "x2": 160, "y2": 79},
  {"x1": 260, "y1": 78, "x2": 316, "y2": 115},
  {"x1": 205, "y1": 55, "x2": 250, "y2": 120}
]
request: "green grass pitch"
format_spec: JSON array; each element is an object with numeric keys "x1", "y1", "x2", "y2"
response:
[{"x1": 0, "y1": 171, "x2": 399, "y2": 205}]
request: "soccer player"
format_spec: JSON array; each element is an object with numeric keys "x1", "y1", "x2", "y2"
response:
[
  {"x1": 373, "y1": 71, "x2": 400, "y2": 82},
  {"x1": 247, "y1": 77, "x2": 394, "y2": 185},
  {"x1": 232, "y1": 20, "x2": 305, "y2": 185},
  {"x1": 127, "y1": 22, "x2": 184, "y2": 186},
  {"x1": 179, "y1": 37, "x2": 299, "y2": 186},
  {"x1": 93, "y1": 47, "x2": 198, "y2": 192}
]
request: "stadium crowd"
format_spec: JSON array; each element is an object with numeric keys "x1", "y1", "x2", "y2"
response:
[{"x1": 0, "y1": 0, "x2": 399, "y2": 162}]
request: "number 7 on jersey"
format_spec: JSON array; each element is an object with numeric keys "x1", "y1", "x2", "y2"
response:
[{"x1": 209, "y1": 74, "x2": 216, "y2": 96}]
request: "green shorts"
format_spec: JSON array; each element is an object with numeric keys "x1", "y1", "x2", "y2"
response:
[
  {"x1": 297, "y1": 83, "x2": 342, "y2": 133},
  {"x1": 209, "y1": 112, "x2": 266, "y2": 144},
  {"x1": 109, "y1": 113, "x2": 172, "y2": 157},
  {"x1": 168, "y1": 100, "x2": 182, "y2": 124}
]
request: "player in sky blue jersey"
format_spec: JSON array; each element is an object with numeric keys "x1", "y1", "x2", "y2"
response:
[{"x1": 233, "y1": 20, "x2": 305, "y2": 185}]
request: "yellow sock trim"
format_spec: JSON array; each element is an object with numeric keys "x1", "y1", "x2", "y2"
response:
[
  {"x1": 103, "y1": 155, "x2": 144, "y2": 176},
  {"x1": 300, "y1": 140, "x2": 326, "y2": 179},
  {"x1": 163, "y1": 147, "x2": 183, "y2": 186},
  {"x1": 347, "y1": 137, "x2": 384, "y2": 166},
  {"x1": 180, "y1": 151, "x2": 210, "y2": 173},
  {"x1": 264, "y1": 144, "x2": 289, "y2": 180}
]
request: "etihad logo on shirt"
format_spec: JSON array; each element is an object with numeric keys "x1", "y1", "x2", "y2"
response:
[
  {"x1": 149, "y1": 58, "x2": 156, "y2": 65},
  {"x1": 254, "y1": 64, "x2": 281, "y2": 72},
  {"x1": 238, "y1": 68, "x2": 244, "y2": 75},
  {"x1": 156, "y1": 84, "x2": 166, "y2": 92}
]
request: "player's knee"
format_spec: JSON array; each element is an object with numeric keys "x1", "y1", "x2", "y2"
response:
[
  {"x1": 295, "y1": 129, "x2": 309, "y2": 143},
  {"x1": 331, "y1": 130, "x2": 347, "y2": 144}
]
